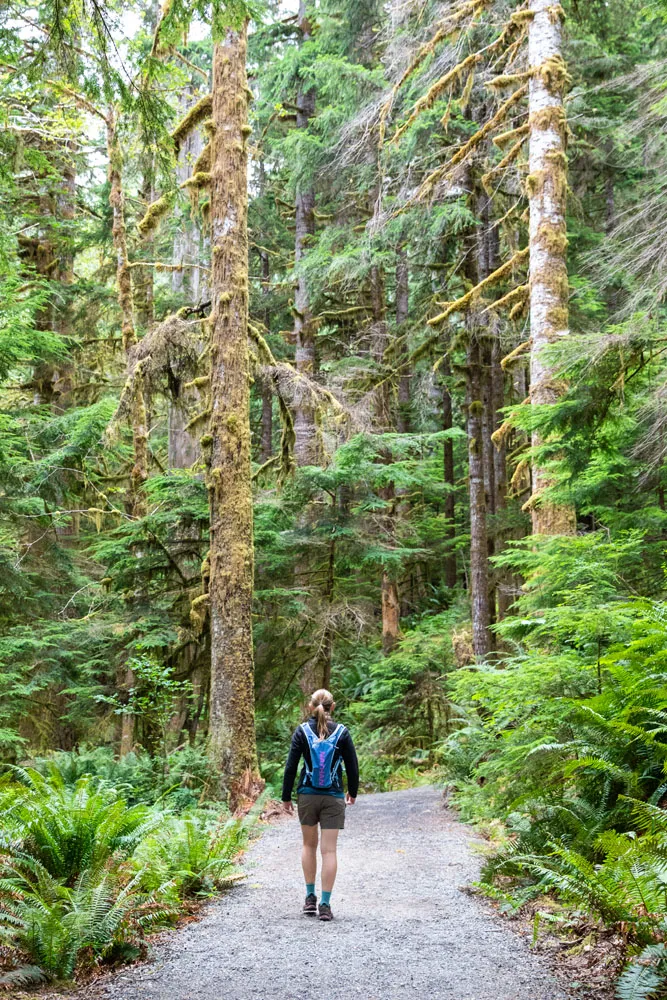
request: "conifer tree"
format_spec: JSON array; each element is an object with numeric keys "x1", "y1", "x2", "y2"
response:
[
  {"x1": 527, "y1": 0, "x2": 576, "y2": 534},
  {"x1": 207, "y1": 18, "x2": 261, "y2": 805}
]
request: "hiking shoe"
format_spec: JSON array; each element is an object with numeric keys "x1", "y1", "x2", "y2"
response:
[
  {"x1": 303, "y1": 893, "x2": 317, "y2": 916},
  {"x1": 318, "y1": 902, "x2": 333, "y2": 921}
]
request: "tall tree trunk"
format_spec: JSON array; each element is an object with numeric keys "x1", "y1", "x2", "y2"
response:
[
  {"x1": 491, "y1": 336, "x2": 510, "y2": 619},
  {"x1": 466, "y1": 331, "x2": 491, "y2": 659},
  {"x1": 169, "y1": 87, "x2": 204, "y2": 469},
  {"x1": 107, "y1": 107, "x2": 148, "y2": 755},
  {"x1": 259, "y1": 246, "x2": 273, "y2": 463},
  {"x1": 371, "y1": 263, "x2": 400, "y2": 654},
  {"x1": 441, "y1": 358, "x2": 457, "y2": 592},
  {"x1": 395, "y1": 247, "x2": 411, "y2": 434},
  {"x1": 293, "y1": 0, "x2": 318, "y2": 466},
  {"x1": 107, "y1": 108, "x2": 148, "y2": 515},
  {"x1": 528, "y1": 0, "x2": 576, "y2": 535},
  {"x1": 207, "y1": 24, "x2": 260, "y2": 807},
  {"x1": 464, "y1": 179, "x2": 494, "y2": 659}
]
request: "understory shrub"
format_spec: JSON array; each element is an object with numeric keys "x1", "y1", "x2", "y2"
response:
[
  {"x1": 0, "y1": 764, "x2": 245, "y2": 985},
  {"x1": 442, "y1": 598, "x2": 667, "y2": 999}
]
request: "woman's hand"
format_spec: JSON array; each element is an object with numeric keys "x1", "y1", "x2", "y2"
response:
[
  {"x1": 282, "y1": 800, "x2": 294, "y2": 814},
  {"x1": 345, "y1": 793, "x2": 356, "y2": 805}
]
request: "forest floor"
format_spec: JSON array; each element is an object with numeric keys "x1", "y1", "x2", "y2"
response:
[{"x1": 64, "y1": 786, "x2": 594, "y2": 1000}]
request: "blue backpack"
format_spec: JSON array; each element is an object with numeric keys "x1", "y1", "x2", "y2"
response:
[{"x1": 301, "y1": 722, "x2": 345, "y2": 790}]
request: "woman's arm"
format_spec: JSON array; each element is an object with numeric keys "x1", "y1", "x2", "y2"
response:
[
  {"x1": 340, "y1": 729, "x2": 359, "y2": 801},
  {"x1": 281, "y1": 727, "x2": 304, "y2": 806}
]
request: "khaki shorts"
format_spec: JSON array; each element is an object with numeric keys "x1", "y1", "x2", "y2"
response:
[{"x1": 297, "y1": 793, "x2": 346, "y2": 829}]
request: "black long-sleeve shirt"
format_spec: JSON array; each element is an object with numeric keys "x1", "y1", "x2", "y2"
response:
[{"x1": 281, "y1": 717, "x2": 359, "y2": 802}]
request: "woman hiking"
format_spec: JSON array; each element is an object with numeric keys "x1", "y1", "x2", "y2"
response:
[{"x1": 281, "y1": 688, "x2": 359, "y2": 921}]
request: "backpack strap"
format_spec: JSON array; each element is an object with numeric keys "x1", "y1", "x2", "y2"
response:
[
  {"x1": 300, "y1": 722, "x2": 316, "y2": 777},
  {"x1": 329, "y1": 723, "x2": 344, "y2": 747}
]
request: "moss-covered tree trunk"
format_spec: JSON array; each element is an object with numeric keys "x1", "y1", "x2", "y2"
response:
[
  {"x1": 207, "y1": 23, "x2": 260, "y2": 808},
  {"x1": 107, "y1": 108, "x2": 148, "y2": 516},
  {"x1": 527, "y1": 0, "x2": 575, "y2": 535},
  {"x1": 395, "y1": 247, "x2": 411, "y2": 434},
  {"x1": 293, "y1": 0, "x2": 318, "y2": 466},
  {"x1": 107, "y1": 107, "x2": 149, "y2": 756},
  {"x1": 441, "y1": 358, "x2": 458, "y2": 592},
  {"x1": 464, "y1": 179, "x2": 494, "y2": 660},
  {"x1": 466, "y1": 330, "x2": 492, "y2": 659},
  {"x1": 259, "y1": 246, "x2": 273, "y2": 463},
  {"x1": 169, "y1": 87, "x2": 205, "y2": 470}
]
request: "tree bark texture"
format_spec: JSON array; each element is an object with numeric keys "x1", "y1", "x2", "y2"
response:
[
  {"x1": 466, "y1": 331, "x2": 492, "y2": 659},
  {"x1": 207, "y1": 25, "x2": 259, "y2": 805},
  {"x1": 107, "y1": 108, "x2": 148, "y2": 517},
  {"x1": 293, "y1": 0, "x2": 318, "y2": 466},
  {"x1": 169, "y1": 87, "x2": 206, "y2": 468},
  {"x1": 441, "y1": 358, "x2": 458, "y2": 592},
  {"x1": 528, "y1": 0, "x2": 576, "y2": 535},
  {"x1": 395, "y1": 247, "x2": 411, "y2": 434},
  {"x1": 259, "y1": 245, "x2": 273, "y2": 463}
]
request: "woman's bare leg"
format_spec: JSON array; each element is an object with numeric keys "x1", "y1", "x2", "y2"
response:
[
  {"x1": 301, "y1": 823, "x2": 318, "y2": 885},
  {"x1": 320, "y1": 828, "x2": 339, "y2": 893}
]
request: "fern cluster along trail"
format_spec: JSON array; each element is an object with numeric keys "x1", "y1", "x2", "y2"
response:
[{"x1": 77, "y1": 789, "x2": 568, "y2": 1000}]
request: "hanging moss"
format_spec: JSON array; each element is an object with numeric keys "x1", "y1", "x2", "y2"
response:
[
  {"x1": 378, "y1": 0, "x2": 490, "y2": 145},
  {"x1": 483, "y1": 283, "x2": 529, "y2": 318},
  {"x1": 181, "y1": 171, "x2": 212, "y2": 191},
  {"x1": 190, "y1": 593, "x2": 210, "y2": 634},
  {"x1": 510, "y1": 9, "x2": 535, "y2": 24},
  {"x1": 500, "y1": 339, "x2": 531, "y2": 370},
  {"x1": 137, "y1": 194, "x2": 174, "y2": 237},
  {"x1": 536, "y1": 221, "x2": 568, "y2": 256},
  {"x1": 391, "y1": 51, "x2": 482, "y2": 143},
  {"x1": 529, "y1": 105, "x2": 567, "y2": 135},
  {"x1": 510, "y1": 457, "x2": 530, "y2": 494},
  {"x1": 192, "y1": 144, "x2": 211, "y2": 175},
  {"x1": 488, "y1": 68, "x2": 533, "y2": 89},
  {"x1": 418, "y1": 84, "x2": 529, "y2": 202},
  {"x1": 185, "y1": 407, "x2": 212, "y2": 432},
  {"x1": 548, "y1": 3, "x2": 566, "y2": 24},
  {"x1": 538, "y1": 54, "x2": 571, "y2": 95},
  {"x1": 493, "y1": 123, "x2": 529, "y2": 147},
  {"x1": 171, "y1": 93, "x2": 213, "y2": 152},
  {"x1": 482, "y1": 131, "x2": 528, "y2": 192},
  {"x1": 526, "y1": 166, "x2": 567, "y2": 204}
]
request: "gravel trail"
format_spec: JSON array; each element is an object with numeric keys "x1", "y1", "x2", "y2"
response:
[{"x1": 87, "y1": 786, "x2": 568, "y2": 1000}]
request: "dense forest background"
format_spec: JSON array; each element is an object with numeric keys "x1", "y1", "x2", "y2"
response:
[{"x1": 3, "y1": 0, "x2": 667, "y2": 994}]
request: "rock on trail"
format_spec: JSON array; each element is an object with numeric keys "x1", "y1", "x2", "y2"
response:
[{"x1": 84, "y1": 786, "x2": 569, "y2": 1000}]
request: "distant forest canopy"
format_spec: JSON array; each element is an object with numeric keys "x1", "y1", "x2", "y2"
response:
[{"x1": 3, "y1": 1, "x2": 667, "y2": 981}]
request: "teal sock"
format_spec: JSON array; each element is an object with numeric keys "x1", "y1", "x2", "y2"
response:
[
  {"x1": 306, "y1": 883, "x2": 315, "y2": 896},
  {"x1": 321, "y1": 891, "x2": 332, "y2": 906}
]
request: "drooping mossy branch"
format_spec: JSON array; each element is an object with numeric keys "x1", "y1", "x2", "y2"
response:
[
  {"x1": 428, "y1": 247, "x2": 529, "y2": 326},
  {"x1": 482, "y1": 131, "x2": 529, "y2": 192},
  {"x1": 500, "y1": 338, "x2": 531, "y2": 369},
  {"x1": 171, "y1": 93, "x2": 212, "y2": 152},
  {"x1": 181, "y1": 171, "x2": 211, "y2": 191},
  {"x1": 192, "y1": 143, "x2": 211, "y2": 176},
  {"x1": 481, "y1": 282, "x2": 529, "y2": 318},
  {"x1": 493, "y1": 123, "x2": 529, "y2": 147},
  {"x1": 390, "y1": 52, "x2": 481, "y2": 146},
  {"x1": 128, "y1": 260, "x2": 211, "y2": 273},
  {"x1": 487, "y1": 68, "x2": 533, "y2": 89},
  {"x1": 417, "y1": 84, "x2": 529, "y2": 202},
  {"x1": 377, "y1": 0, "x2": 491, "y2": 146},
  {"x1": 137, "y1": 193, "x2": 175, "y2": 237}
]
